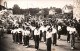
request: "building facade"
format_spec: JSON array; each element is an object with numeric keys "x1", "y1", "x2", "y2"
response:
[
  {"x1": 49, "y1": 8, "x2": 56, "y2": 15},
  {"x1": 62, "y1": 5, "x2": 73, "y2": 14}
]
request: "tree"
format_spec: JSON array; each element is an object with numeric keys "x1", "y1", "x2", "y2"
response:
[
  {"x1": 13, "y1": 4, "x2": 21, "y2": 14},
  {"x1": 43, "y1": 8, "x2": 49, "y2": 17},
  {"x1": 29, "y1": 8, "x2": 40, "y2": 16},
  {"x1": 55, "y1": 8, "x2": 62, "y2": 14}
]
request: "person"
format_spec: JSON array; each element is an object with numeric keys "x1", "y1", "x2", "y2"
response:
[
  {"x1": 67, "y1": 26, "x2": 71, "y2": 43},
  {"x1": 34, "y1": 26, "x2": 40, "y2": 50},
  {"x1": 46, "y1": 27, "x2": 52, "y2": 51},
  {"x1": 51, "y1": 26, "x2": 57, "y2": 46},
  {"x1": 43, "y1": 25, "x2": 47, "y2": 43},
  {"x1": 0, "y1": 26, "x2": 4, "y2": 39},
  {"x1": 67, "y1": 24, "x2": 77, "y2": 49},
  {"x1": 11, "y1": 26, "x2": 18, "y2": 43},
  {"x1": 11, "y1": 28, "x2": 15, "y2": 43},
  {"x1": 23, "y1": 27, "x2": 30, "y2": 48},
  {"x1": 39, "y1": 25, "x2": 44, "y2": 42},
  {"x1": 17, "y1": 26, "x2": 23, "y2": 44},
  {"x1": 29, "y1": 25, "x2": 36, "y2": 40},
  {"x1": 58, "y1": 25, "x2": 62, "y2": 40},
  {"x1": 76, "y1": 20, "x2": 80, "y2": 39},
  {"x1": 15, "y1": 27, "x2": 18, "y2": 43}
]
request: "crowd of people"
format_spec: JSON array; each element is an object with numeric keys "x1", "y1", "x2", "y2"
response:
[
  {"x1": 0, "y1": 9, "x2": 80, "y2": 51},
  {"x1": 10, "y1": 17, "x2": 79, "y2": 51}
]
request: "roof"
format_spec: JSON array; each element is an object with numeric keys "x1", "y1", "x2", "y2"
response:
[
  {"x1": 0, "y1": 5, "x2": 6, "y2": 10},
  {"x1": 63, "y1": 5, "x2": 73, "y2": 9}
]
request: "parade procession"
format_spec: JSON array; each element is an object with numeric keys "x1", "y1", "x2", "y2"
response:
[{"x1": 0, "y1": 0, "x2": 80, "y2": 51}]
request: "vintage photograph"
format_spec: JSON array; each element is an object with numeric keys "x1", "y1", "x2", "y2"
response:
[{"x1": 0, "y1": 0, "x2": 80, "y2": 51}]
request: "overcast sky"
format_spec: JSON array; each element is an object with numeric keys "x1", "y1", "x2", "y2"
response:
[{"x1": 7, "y1": 0, "x2": 73, "y2": 9}]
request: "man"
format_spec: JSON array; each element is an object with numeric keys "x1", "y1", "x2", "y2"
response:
[
  {"x1": 11, "y1": 28, "x2": 15, "y2": 43},
  {"x1": 43, "y1": 25, "x2": 47, "y2": 43},
  {"x1": 15, "y1": 27, "x2": 18, "y2": 43},
  {"x1": 23, "y1": 27, "x2": 30, "y2": 48},
  {"x1": 58, "y1": 25, "x2": 62, "y2": 40},
  {"x1": 67, "y1": 24, "x2": 77, "y2": 49},
  {"x1": 17, "y1": 26, "x2": 23, "y2": 44},
  {"x1": 29, "y1": 25, "x2": 36, "y2": 40},
  {"x1": 51, "y1": 26, "x2": 57, "y2": 46},
  {"x1": 11, "y1": 26, "x2": 18, "y2": 43},
  {"x1": 46, "y1": 27, "x2": 52, "y2": 51},
  {"x1": 34, "y1": 26, "x2": 40, "y2": 50},
  {"x1": 39, "y1": 25, "x2": 44, "y2": 42}
]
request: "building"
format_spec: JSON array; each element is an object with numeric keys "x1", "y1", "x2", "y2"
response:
[
  {"x1": 0, "y1": 0, "x2": 7, "y2": 7},
  {"x1": 73, "y1": 0, "x2": 80, "y2": 21},
  {"x1": 62, "y1": 5, "x2": 73, "y2": 14},
  {"x1": 0, "y1": 0, "x2": 7, "y2": 10},
  {"x1": 49, "y1": 7, "x2": 56, "y2": 15}
]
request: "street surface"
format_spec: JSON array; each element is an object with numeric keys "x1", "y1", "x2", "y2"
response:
[{"x1": 0, "y1": 34, "x2": 80, "y2": 51}]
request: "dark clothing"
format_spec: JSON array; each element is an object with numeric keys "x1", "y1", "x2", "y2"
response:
[
  {"x1": 67, "y1": 31, "x2": 70, "y2": 42},
  {"x1": 0, "y1": 28, "x2": 4, "y2": 38},
  {"x1": 34, "y1": 35, "x2": 39, "y2": 49},
  {"x1": 52, "y1": 33, "x2": 57, "y2": 45},
  {"x1": 7, "y1": 29, "x2": 11, "y2": 34},
  {"x1": 18, "y1": 32, "x2": 22, "y2": 43},
  {"x1": 43, "y1": 31, "x2": 46, "y2": 42},
  {"x1": 40, "y1": 30, "x2": 43, "y2": 41},
  {"x1": 12, "y1": 33, "x2": 15, "y2": 42},
  {"x1": 58, "y1": 26, "x2": 67, "y2": 39},
  {"x1": 13, "y1": 32, "x2": 18, "y2": 43},
  {"x1": 32, "y1": 30, "x2": 34, "y2": 39},
  {"x1": 47, "y1": 38, "x2": 51, "y2": 51},
  {"x1": 58, "y1": 33, "x2": 61, "y2": 39},
  {"x1": 15, "y1": 32, "x2": 18, "y2": 42},
  {"x1": 70, "y1": 33, "x2": 75, "y2": 48},
  {"x1": 76, "y1": 23, "x2": 80, "y2": 37},
  {"x1": 24, "y1": 35, "x2": 29, "y2": 46}
]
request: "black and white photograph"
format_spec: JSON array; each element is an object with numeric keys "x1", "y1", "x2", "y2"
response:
[{"x1": 0, "y1": 0, "x2": 80, "y2": 51}]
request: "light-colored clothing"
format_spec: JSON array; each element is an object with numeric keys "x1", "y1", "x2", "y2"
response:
[
  {"x1": 11, "y1": 30, "x2": 14, "y2": 33},
  {"x1": 39, "y1": 26, "x2": 45, "y2": 32},
  {"x1": 46, "y1": 31, "x2": 52, "y2": 39},
  {"x1": 51, "y1": 27, "x2": 57, "y2": 34},
  {"x1": 46, "y1": 25, "x2": 50, "y2": 29},
  {"x1": 34, "y1": 29, "x2": 40, "y2": 35},
  {"x1": 67, "y1": 26, "x2": 77, "y2": 34},
  {"x1": 40, "y1": 26, "x2": 48, "y2": 32},
  {"x1": 29, "y1": 26, "x2": 36, "y2": 31},
  {"x1": 23, "y1": 30, "x2": 30, "y2": 36},
  {"x1": 58, "y1": 26, "x2": 61, "y2": 31},
  {"x1": 17, "y1": 28, "x2": 23, "y2": 33},
  {"x1": 11, "y1": 29, "x2": 17, "y2": 34}
]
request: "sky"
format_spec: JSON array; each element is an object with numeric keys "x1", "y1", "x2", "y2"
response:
[{"x1": 6, "y1": 0, "x2": 73, "y2": 9}]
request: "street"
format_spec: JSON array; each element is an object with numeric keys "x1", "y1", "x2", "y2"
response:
[{"x1": 0, "y1": 34, "x2": 80, "y2": 51}]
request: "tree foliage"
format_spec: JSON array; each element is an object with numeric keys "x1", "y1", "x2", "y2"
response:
[
  {"x1": 13, "y1": 4, "x2": 21, "y2": 14},
  {"x1": 55, "y1": 8, "x2": 62, "y2": 14}
]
